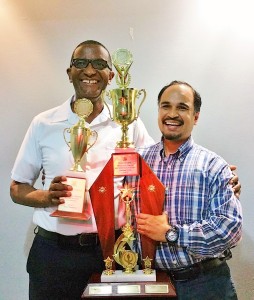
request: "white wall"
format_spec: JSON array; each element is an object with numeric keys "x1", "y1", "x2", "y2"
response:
[{"x1": 1, "y1": 1, "x2": 253, "y2": 299}]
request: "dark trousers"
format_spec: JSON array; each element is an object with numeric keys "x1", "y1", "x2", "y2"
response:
[
  {"x1": 174, "y1": 262, "x2": 238, "y2": 300},
  {"x1": 27, "y1": 234, "x2": 104, "y2": 300}
]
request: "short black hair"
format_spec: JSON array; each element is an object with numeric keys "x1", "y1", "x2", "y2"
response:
[
  {"x1": 157, "y1": 80, "x2": 202, "y2": 113},
  {"x1": 70, "y1": 40, "x2": 112, "y2": 69}
]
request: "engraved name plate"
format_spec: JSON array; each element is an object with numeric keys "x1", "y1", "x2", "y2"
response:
[
  {"x1": 58, "y1": 177, "x2": 86, "y2": 213},
  {"x1": 113, "y1": 153, "x2": 139, "y2": 176},
  {"x1": 117, "y1": 284, "x2": 141, "y2": 294},
  {"x1": 145, "y1": 284, "x2": 169, "y2": 294},
  {"x1": 89, "y1": 285, "x2": 112, "y2": 295}
]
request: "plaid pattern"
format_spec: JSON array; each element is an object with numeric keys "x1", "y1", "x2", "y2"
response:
[{"x1": 132, "y1": 137, "x2": 242, "y2": 270}]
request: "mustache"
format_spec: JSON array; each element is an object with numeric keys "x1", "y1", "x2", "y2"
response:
[{"x1": 163, "y1": 117, "x2": 183, "y2": 125}]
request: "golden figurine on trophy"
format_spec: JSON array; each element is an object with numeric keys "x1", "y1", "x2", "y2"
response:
[
  {"x1": 51, "y1": 98, "x2": 98, "y2": 220},
  {"x1": 113, "y1": 185, "x2": 138, "y2": 274},
  {"x1": 101, "y1": 184, "x2": 156, "y2": 283},
  {"x1": 104, "y1": 48, "x2": 146, "y2": 149}
]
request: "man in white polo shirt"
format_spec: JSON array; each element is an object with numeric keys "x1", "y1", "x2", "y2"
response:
[{"x1": 10, "y1": 40, "x2": 154, "y2": 300}]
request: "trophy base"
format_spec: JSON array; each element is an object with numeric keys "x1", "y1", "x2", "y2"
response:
[
  {"x1": 82, "y1": 271, "x2": 177, "y2": 299},
  {"x1": 50, "y1": 210, "x2": 91, "y2": 221},
  {"x1": 101, "y1": 270, "x2": 156, "y2": 283}
]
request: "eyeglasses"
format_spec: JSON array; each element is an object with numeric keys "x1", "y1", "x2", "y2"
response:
[{"x1": 71, "y1": 58, "x2": 112, "y2": 70}]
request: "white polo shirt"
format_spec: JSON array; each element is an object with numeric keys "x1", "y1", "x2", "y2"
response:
[{"x1": 11, "y1": 97, "x2": 154, "y2": 235}]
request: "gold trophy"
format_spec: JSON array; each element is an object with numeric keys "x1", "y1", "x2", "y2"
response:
[
  {"x1": 51, "y1": 98, "x2": 98, "y2": 220},
  {"x1": 104, "y1": 48, "x2": 146, "y2": 149},
  {"x1": 85, "y1": 49, "x2": 170, "y2": 297},
  {"x1": 98, "y1": 49, "x2": 156, "y2": 282}
]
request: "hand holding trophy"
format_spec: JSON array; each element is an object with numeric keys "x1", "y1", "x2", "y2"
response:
[{"x1": 51, "y1": 98, "x2": 97, "y2": 220}]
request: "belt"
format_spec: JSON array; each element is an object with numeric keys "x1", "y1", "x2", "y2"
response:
[
  {"x1": 36, "y1": 226, "x2": 99, "y2": 248},
  {"x1": 168, "y1": 257, "x2": 227, "y2": 282}
]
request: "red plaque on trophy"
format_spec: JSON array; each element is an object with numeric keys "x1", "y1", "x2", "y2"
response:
[{"x1": 113, "y1": 152, "x2": 140, "y2": 176}]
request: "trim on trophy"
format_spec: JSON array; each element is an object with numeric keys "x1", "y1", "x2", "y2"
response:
[{"x1": 50, "y1": 210, "x2": 91, "y2": 220}]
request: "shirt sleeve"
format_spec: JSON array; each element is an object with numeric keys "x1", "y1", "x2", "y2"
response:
[
  {"x1": 177, "y1": 163, "x2": 243, "y2": 258},
  {"x1": 11, "y1": 117, "x2": 42, "y2": 186}
]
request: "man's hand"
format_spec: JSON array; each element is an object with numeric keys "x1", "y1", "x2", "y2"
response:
[
  {"x1": 136, "y1": 212, "x2": 170, "y2": 242},
  {"x1": 10, "y1": 176, "x2": 73, "y2": 208},
  {"x1": 229, "y1": 165, "x2": 241, "y2": 198},
  {"x1": 47, "y1": 176, "x2": 72, "y2": 206}
]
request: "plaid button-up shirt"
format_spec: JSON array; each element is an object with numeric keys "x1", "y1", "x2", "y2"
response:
[{"x1": 131, "y1": 136, "x2": 242, "y2": 270}]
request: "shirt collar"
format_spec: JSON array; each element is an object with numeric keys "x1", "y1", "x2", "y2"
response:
[
  {"x1": 89, "y1": 103, "x2": 112, "y2": 126},
  {"x1": 177, "y1": 136, "x2": 194, "y2": 159},
  {"x1": 50, "y1": 96, "x2": 75, "y2": 124},
  {"x1": 160, "y1": 136, "x2": 194, "y2": 160},
  {"x1": 50, "y1": 96, "x2": 112, "y2": 125}
]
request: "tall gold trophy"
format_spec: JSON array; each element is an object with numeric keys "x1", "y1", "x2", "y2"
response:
[
  {"x1": 103, "y1": 49, "x2": 147, "y2": 278},
  {"x1": 51, "y1": 98, "x2": 98, "y2": 220},
  {"x1": 99, "y1": 49, "x2": 158, "y2": 281},
  {"x1": 87, "y1": 49, "x2": 170, "y2": 298}
]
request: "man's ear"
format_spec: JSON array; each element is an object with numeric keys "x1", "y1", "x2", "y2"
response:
[
  {"x1": 66, "y1": 68, "x2": 72, "y2": 82},
  {"x1": 194, "y1": 112, "x2": 200, "y2": 125},
  {"x1": 109, "y1": 71, "x2": 115, "y2": 81}
]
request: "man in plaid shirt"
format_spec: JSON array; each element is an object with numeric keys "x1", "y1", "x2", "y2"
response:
[{"x1": 134, "y1": 81, "x2": 242, "y2": 300}]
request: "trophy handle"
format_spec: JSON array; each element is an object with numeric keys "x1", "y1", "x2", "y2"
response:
[
  {"x1": 63, "y1": 128, "x2": 71, "y2": 150},
  {"x1": 103, "y1": 91, "x2": 114, "y2": 120},
  {"x1": 87, "y1": 130, "x2": 98, "y2": 152},
  {"x1": 136, "y1": 89, "x2": 146, "y2": 119}
]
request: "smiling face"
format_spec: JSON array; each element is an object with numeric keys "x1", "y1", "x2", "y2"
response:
[
  {"x1": 158, "y1": 84, "x2": 200, "y2": 147},
  {"x1": 67, "y1": 43, "x2": 114, "y2": 103}
]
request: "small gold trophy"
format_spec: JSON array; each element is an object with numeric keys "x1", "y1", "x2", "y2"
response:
[
  {"x1": 104, "y1": 48, "x2": 146, "y2": 149},
  {"x1": 51, "y1": 98, "x2": 98, "y2": 220}
]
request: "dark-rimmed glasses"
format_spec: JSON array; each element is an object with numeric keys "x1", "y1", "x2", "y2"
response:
[{"x1": 70, "y1": 58, "x2": 112, "y2": 70}]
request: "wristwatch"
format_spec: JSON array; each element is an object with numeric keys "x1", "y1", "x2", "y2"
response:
[{"x1": 165, "y1": 226, "x2": 179, "y2": 243}]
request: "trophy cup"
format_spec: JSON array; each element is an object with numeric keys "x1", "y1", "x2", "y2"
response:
[
  {"x1": 104, "y1": 48, "x2": 146, "y2": 149},
  {"x1": 51, "y1": 98, "x2": 98, "y2": 220}
]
